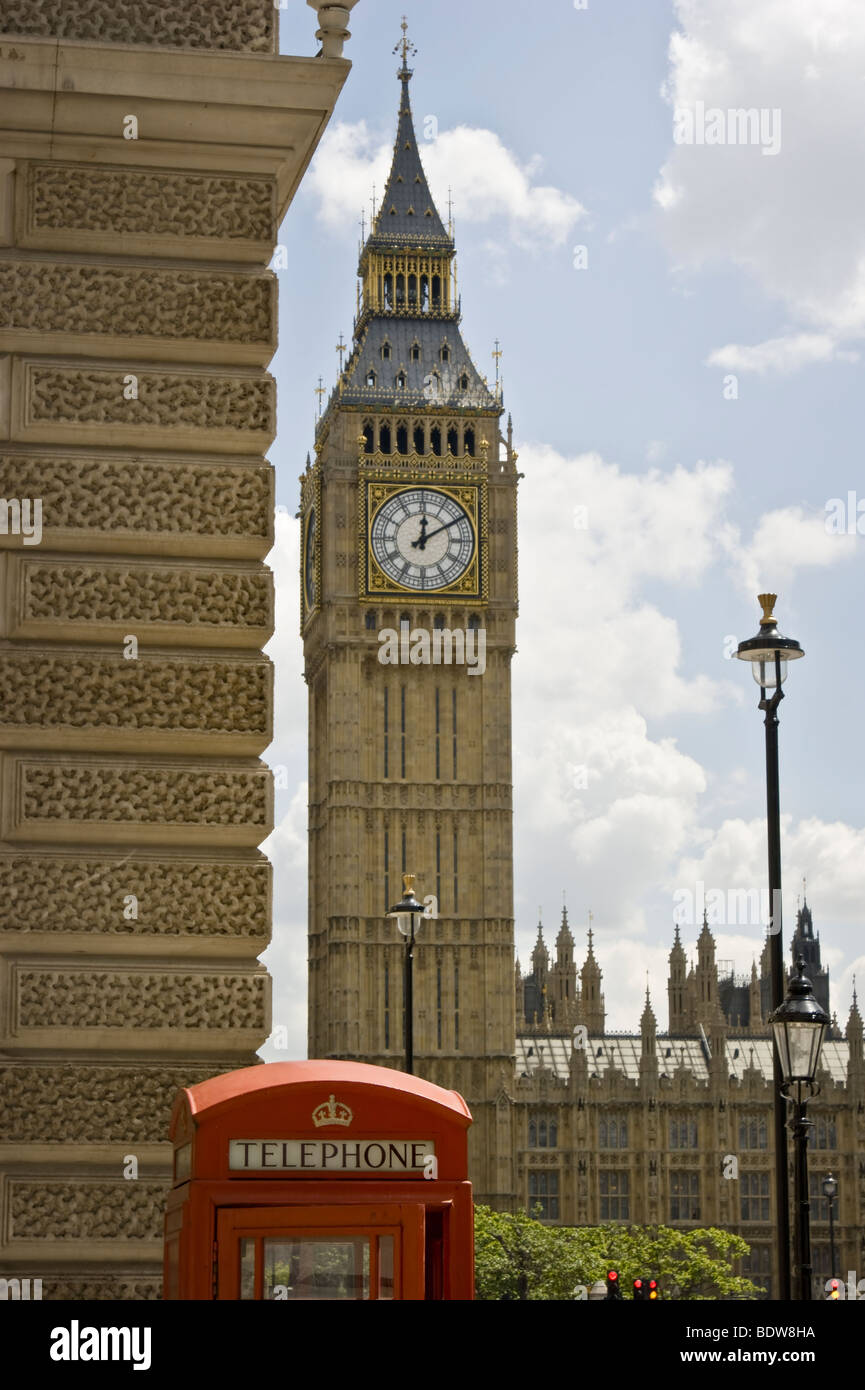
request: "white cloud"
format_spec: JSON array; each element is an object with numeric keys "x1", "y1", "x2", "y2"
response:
[
  {"x1": 306, "y1": 120, "x2": 585, "y2": 249},
  {"x1": 707, "y1": 333, "x2": 859, "y2": 376},
  {"x1": 722, "y1": 504, "x2": 857, "y2": 595},
  {"x1": 656, "y1": 0, "x2": 865, "y2": 370}
]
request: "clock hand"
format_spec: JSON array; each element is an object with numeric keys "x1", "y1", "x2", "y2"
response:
[
  {"x1": 417, "y1": 518, "x2": 463, "y2": 545},
  {"x1": 410, "y1": 515, "x2": 430, "y2": 551}
]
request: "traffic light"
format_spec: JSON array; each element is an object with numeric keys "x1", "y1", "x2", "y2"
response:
[
  {"x1": 605, "y1": 1269, "x2": 622, "y2": 1300},
  {"x1": 648, "y1": 1278, "x2": 659, "y2": 1301},
  {"x1": 827, "y1": 1279, "x2": 841, "y2": 1301},
  {"x1": 632, "y1": 1277, "x2": 646, "y2": 1301}
]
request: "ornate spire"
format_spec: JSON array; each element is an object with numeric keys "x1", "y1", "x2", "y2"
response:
[{"x1": 365, "y1": 22, "x2": 451, "y2": 251}]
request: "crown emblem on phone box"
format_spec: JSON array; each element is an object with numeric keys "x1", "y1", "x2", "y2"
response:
[{"x1": 312, "y1": 1095, "x2": 353, "y2": 1128}]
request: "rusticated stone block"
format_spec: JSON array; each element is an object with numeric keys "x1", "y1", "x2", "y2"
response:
[
  {"x1": 16, "y1": 968, "x2": 268, "y2": 1032},
  {"x1": 0, "y1": 1, "x2": 276, "y2": 53},
  {"x1": 0, "y1": 453, "x2": 273, "y2": 559},
  {"x1": 0, "y1": 650, "x2": 271, "y2": 754},
  {"x1": 2, "y1": 755, "x2": 272, "y2": 846},
  {"x1": 0, "y1": 261, "x2": 276, "y2": 365},
  {"x1": 0, "y1": 1063, "x2": 229, "y2": 1142},
  {"x1": 12, "y1": 360, "x2": 276, "y2": 454},
  {"x1": 8, "y1": 1179, "x2": 170, "y2": 1241},
  {"x1": 22, "y1": 163, "x2": 276, "y2": 259},
  {"x1": 7, "y1": 557, "x2": 273, "y2": 646},
  {"x1": 0, "y1": 853, "x2": 269, "y2": 937}
]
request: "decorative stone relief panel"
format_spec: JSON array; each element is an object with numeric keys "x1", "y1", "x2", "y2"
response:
[
  {"x1": 4, "y1": 757, "x2": 271, "y2": 844},
  {"x1": 11, "y1": 559, "x2": 273, "y2": 643},
  {"x1": 0, "y1": 652, "x2": 270, "y2": 742},
  {"x1": 8, "y1": 1180, "x2": 169, "y2": 1241},
  {"x1": 0, "y1": 454, "x2": 272, "y2": 557},
  {"x1": 0, "y1": 262, "x2": 274, "y2": 348},
  {"x1": 0, "y1": 1063, "x2": 227, "y2": 1141},
  {"x1": 14, "y1": 362, "x2": 276, "y2": 453},
  {"x1": 24, "y1": 164, "x2": 275, "y2": 250},
  {"x1": 0, "y1": 2, "x2": 275, "y2": 52},
  {"x1": 41, "y1": 1278, "x2": 162, "y2": 1302},
  {"x1": 16, "y1": 969, "x2": 268, "y2": 1030},
  {"x1": 0, "y1": 855, "x2": 269, "y2": 936}
]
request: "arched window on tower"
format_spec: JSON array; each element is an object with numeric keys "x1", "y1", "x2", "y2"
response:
[
  {"x1": 433, "y1": 613, "x2": 445, "y2": 630},
  {"x1": 384, "y1": 273, "x2": 393, "y2": 310},
  {"x1": 365, "y1": 610, "x2": 377, "y2": 631},
  {"x1": 411, "y1": 342, "x2": 421, "y2": 362},
  {"x1": 468, "y1": 613, "x2": 481, "y2": 631},
  {"x1": 365, "y1": 369, "x2": 376, "y2": 388},
  {"x1": 396, "y1": 371, "x2": 407, "y2": 390},
  {"x1": 430, "y1": 425, "x2": 442, "y2": 457},
  {"x1": 362, "y1": 421, "x2": 374, "y2": 454},
  {"x1": 431, "y1": 275, "x2": 441, "y2": 308},
  {"x1": 464, "y1": 426, "x2": 475, "y2": 456},
  {"x1": 396, "y1": 421, "x2": 409, "y2": 455},
  {"x1": 459, "y1": 372, "x2": 469, "y2": 391},
  {"x1": 420, "y1": 275, "x2": 429, "y2": 311},
  {"x1": 440, "y1": 344, "x2": 450, "y2": 363},
  {"x1": 447, "y1": 425, "x2": 458, "y2": 455},
  {"x1": 408, "y1": 274, "x2": 417, "y2": 305},
  {"x1": 381, "y1": 342, "x2": 392, "y2": 361},
  {"x1": 396, "y1": 273, "x2": 405, "y2": 307},
  {"x1": 379, "y1": 422, "x2": 391, "y2": 455},
  {"x1": 413, "y1": 424, "x2": 425, "y2": 454}
]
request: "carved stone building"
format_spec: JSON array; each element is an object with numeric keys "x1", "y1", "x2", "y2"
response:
[
  {"x1": 0, "y1": 1, "x2": 357, "y2": 1299},
  {"x1": 515, "y1": 903, "x2": 865, "y2": 1299}
]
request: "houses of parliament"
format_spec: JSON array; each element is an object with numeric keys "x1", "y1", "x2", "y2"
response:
[{"x1": 303, "y1": 29, "x2": 865, "y2": 1300}]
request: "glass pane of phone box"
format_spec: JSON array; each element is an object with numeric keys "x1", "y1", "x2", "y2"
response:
[{"x1": 240, "y1": 1236, "x2": 395, "y2": 1300}]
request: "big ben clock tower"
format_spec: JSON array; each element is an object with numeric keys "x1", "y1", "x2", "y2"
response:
[{"x1": 301, "y1": 25, "x2": 518, "y2": 1205}]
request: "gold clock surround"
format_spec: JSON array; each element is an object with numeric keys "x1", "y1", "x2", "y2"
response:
[{"x1": 359, "y1": 475, "x2": 487, "y2": 601}]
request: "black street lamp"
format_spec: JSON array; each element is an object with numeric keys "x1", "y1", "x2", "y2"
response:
[
  {"x1": 822, "y1": 1173, "x2": 838, "y2": 1285},
  {"x1": 770, "y1": 957, "x2": 831, "y2": 1301},
  {"x1": 387, "y1": 873, "x2": 425, "y2": 1074},
  {"x1": 735, "y1": 592, "x2": 805, "y2": 1301}
]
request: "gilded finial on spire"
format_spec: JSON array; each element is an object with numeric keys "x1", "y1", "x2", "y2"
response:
[{"x1": 394, "y1": 16, "x2": 416, "y2": 74}]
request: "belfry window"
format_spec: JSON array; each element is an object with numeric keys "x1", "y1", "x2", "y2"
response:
[
  {"x1": 379, "y1": 422, "x2": 391, "y2": 454},
  {"x1": 431, "y1": 275, "x2": 441, "y2": 308},
  {"x1": 420, "y1": 277, "x2": 429, "y2": 311},
  {"x1": 464, "y1": 426, "x2": 475, "y2": 456},
  {"x1": 384, "y1": 273, "x2": 393, "y2": 310},
  {"x1": 430, "y1": 425, "x2": 442, "y2": 457},
  {"x1": 408, "y1": 274, "x2": 417, "y2": 305},
  {"x1": 396, "y1": 273, "x2": 405, "y2": 307},
  {"x1": 413, "y1": 425, "x2": 425, "y2": 454},
  {"x1": 396, "y1": 422, "x2": 409, "y2": 455},
  {"x1": 363, "y1": 421, "x2": 374, "y2": 453},
  {"x1": 447, "y1": 426, "x2": 458, "y2": 455}
]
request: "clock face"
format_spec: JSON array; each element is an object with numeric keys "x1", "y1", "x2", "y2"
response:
[
  {"x1": 370, "y1": 487, "x2": 475, "y2": 591},
  {"x1": 304, "y1": 507, "x2": 316, "y2": 612}
]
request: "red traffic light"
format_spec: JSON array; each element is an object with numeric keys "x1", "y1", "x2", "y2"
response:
[
  {"x1": 633, "y1": 1279, "x2": 642, "y2": 1288},
  {"x1": 828, "y1": 1280, "x2": 840, "y2": 1300},
  {"x1": 649, "y1": 1279, "x2": 659, "y2": 1300},
  {"x1": 607, "y1": 1270, "x2": 618, "y2": 1281}
]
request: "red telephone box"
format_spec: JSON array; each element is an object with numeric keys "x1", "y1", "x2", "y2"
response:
[{"x1": 164, "y1": 1060, "x2": 474, "y2": 1301}]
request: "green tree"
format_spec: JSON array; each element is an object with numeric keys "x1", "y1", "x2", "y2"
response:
[{"x1": 473, "y1": 1206, "x2": 763, "y2": 1301}]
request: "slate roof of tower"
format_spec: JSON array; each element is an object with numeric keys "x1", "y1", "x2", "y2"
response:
[
  {"x1": 333, "y1": 317, "x2": 498, "y2": 412},
  {"x1": 365, "y1": 51, "x2": 452, "y2": 251}
]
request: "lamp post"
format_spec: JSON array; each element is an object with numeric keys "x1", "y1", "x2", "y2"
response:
[
  {"x1": 770, "y1": 957, "x2": 831, "y2": 1301},
  {"x1": 387, "y1": 873, "x2": 425, "y2": 1074},
  {"x1": 735, "y1": 593, "x2": 804, "y2": 1301},
  {"x1": 822, "y1": 1173, "x2": 838, "y2": 1284}
]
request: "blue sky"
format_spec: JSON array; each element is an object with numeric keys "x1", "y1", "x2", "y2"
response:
[{"x1": 260, "y1": 0, "x2": 865, "y2": 1054}]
